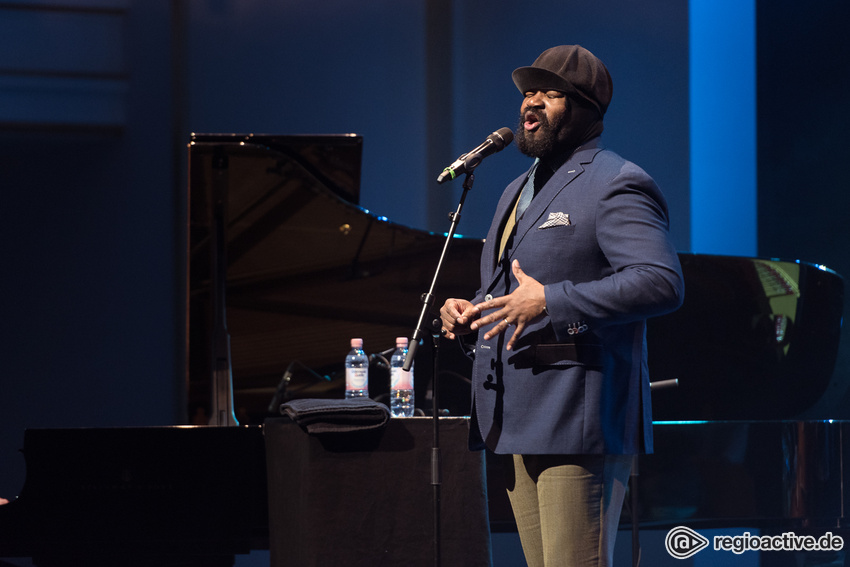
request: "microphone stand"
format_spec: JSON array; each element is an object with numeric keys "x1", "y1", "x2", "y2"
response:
[{"x1": 404, "y1": 172, "x2": 476, "y2": 567}]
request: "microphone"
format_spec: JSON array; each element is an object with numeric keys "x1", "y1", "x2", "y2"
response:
[
  {"x1": 437, "y1": 127, "x2": 514, "y2": 183},
  {"x1": 369, "y1": 346, "x2": 395, "y2": 370},
  {"x1": 267, "y1": 360, "x2": 332, "y2": 414},
  {"x1": 267, "y1": 362, "x2": 295, "y2": 414}
]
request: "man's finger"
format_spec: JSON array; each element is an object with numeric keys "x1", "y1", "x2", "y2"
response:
[
  {"x1": 481, "y1": 314, "x2": 511, "y2": 340},
  {"x1": 449, "y1": 300, "x2": 468, "y2": 318},
  {"x1": 512, "y1": 259, "x2": 524, "y2": 280},
  {"x1": 461, "y1": 304, "x2": 481, "y2": 320},
  {"x1": 505, "y1": 322, "x2": 525, "y2": 351}
]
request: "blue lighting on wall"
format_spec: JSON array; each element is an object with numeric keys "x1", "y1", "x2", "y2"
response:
[{"x1": 690, "y1": 0, "x2": 756, "y2": 256}]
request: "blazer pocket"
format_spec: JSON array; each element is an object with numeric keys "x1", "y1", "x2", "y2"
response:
[
  {"x1": 537, "y1": 212, "x2": 573, "y2": 229},
  {"x1": 534, "y1": 343, "x2": 604, "y2": 368},
  {"x1": 537, "y1": 223, "x2": 575, "y2": 231}
]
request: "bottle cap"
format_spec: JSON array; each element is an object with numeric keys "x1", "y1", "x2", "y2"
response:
[
  {"x1": 396, "y1": 337, "x2": 408, "y2": 347},
  {"x1": 351, "y1": 338, "x2": 363, "y2": 348}
]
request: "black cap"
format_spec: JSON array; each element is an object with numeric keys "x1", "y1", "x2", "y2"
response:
[{"x1": 512, "y1": 45, "x2": 613, "y2": 116}]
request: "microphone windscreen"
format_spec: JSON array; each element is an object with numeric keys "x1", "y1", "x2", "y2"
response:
[{"x1": 491, "y1": 127, "x2": 514, "y2": 149}]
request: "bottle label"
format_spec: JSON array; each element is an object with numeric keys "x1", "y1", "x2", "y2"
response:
[
  {"x1": 391, "y1": 367, "x2": 413, "y2": 390},
  {"x1": 346, "y1": 367, "x2": 368, "y2": 390}
]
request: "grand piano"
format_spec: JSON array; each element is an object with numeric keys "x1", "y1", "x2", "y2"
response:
[{"x1": 0, "y1": 134, "x2": 844, "y2": 565}]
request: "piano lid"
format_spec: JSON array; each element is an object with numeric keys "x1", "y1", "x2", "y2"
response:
[{"x1": 190, "y1": 132, "x2": 364, "y2": 204}]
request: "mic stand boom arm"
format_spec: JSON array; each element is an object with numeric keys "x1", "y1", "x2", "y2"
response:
[{"x1": 404, "y1": 172, "x2": 475, "y2": 567}]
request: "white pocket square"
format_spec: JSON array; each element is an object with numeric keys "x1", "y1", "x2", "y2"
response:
[{"x1": 538, "y1": 212, "x2": 572, "y2": 229}]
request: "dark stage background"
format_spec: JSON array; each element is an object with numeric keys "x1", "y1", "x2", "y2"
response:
[{"x1": 0, "y1": 3, "x2": 848, "y2": 563}]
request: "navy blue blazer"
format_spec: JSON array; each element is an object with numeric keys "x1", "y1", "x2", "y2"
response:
[{"x1": 468, "y1": 138, "x2": 684, "y2": 456}]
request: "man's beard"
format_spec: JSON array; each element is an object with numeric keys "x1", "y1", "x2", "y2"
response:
[
  {"x1": 515, "y1": 103, "x2": 604, "y2": 159},
  {"x1": 515, "y1": 111, "x2": 566, "y2": 158}
]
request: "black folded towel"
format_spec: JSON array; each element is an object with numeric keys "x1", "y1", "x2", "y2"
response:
[{"x1": 280, "y1": 398, "x2": 390, "y2": 434}]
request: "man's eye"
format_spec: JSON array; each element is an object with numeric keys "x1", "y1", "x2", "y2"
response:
[{"x1": 546, "y1": 91, "x2": 564, "y2": 99}]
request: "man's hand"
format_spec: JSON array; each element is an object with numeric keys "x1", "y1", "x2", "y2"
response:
[
  {"x1": 439, "y1": 298, "x2": 481, "y2": 340},
  {"x1": 470, "y1": 260, "x2": 546, "y2": 350}
]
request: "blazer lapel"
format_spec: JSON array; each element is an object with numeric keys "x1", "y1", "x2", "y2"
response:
[
  {"x1": 481, "y1": 172, "x2": 529, "y2": 281},
  {"x1": 508, "y1": 145, "x2": 603, "y2": 257}
]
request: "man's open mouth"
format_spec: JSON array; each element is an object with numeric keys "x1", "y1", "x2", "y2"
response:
[{"x1": 523, "y1": 111, "x2": 541, "y2": 132}]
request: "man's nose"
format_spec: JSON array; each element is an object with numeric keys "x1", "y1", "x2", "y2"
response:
[{"x1": 524, "y1": 91, "x2": 545, "y2": 108}]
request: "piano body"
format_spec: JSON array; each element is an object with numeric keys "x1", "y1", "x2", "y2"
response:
[
  {"x1": 636, "y1": 253, "x2": 847, "y2": 531},
  {"x1": 0, "y1": 134, "x2": 844, "y2": 564}
]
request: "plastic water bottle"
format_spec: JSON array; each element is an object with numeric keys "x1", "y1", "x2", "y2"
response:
[
  {"x1": 390, "y1": 337, "x2": 414, "y2": 417},
  {"x1": 345, "y1": 338, "x2": 369, "y2": 399}
]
